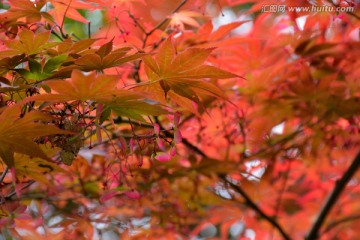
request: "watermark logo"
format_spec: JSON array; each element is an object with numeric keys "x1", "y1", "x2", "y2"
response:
[{"x1": 261, "y1": 1, "x2": 355, "y2": 13}]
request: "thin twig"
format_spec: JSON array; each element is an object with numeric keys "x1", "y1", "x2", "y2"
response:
[
  {"x1": 274, "y1": 160, "x2": 292, "y2": 216},
  {"x1": 164, "y1": 124, "x2": 292, "y2": 240},
  {"x1": 61, "y1": 0, "x2": 73, "y2": 30},
  {"x1": 129, "y1": 0, "x2": 188, "y2": 83},
  {"x1": 0, "y1": 167, "x2": 8, "y2": 184},
  {"x1": 148, "y1": 0, "x2": 187, "y2": 36},
  {"x1": 271, "y1": 160, "x2": 292, "y2": 240},
  {"x1": 306, "y1": 150, "x2": 360, "y2": 239},
  {"x1": 128, "y1": 13, "x2": 147, "y2": 34},
  {"x1": 51, "y1": 30, "x2": 64, "y2": 41},
  {"x1": 141, "y1": 0, "x2": 187, "y2": 48},
  {"x1": 322, "y1": 214, "x2": 360, "y2": 235},
  {"x1": 5, "y1": 180, "x2": 36, "y2": 200},
  {"x1": 220, "y1": 175, "x2": 292, "y2": 240}
]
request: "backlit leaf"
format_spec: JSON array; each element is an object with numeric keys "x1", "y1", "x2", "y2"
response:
[
  {"x1": 140, "y1": 38, "x2": 237, "y2": 106},
  {"x1": 0, "y1": 105, "x2": 72, "y2": 166},
  {"x1": 75, "y1": 48, "x2": 143, "y2": 71},
  {"x1": 26, "y1": 70, "x2": 167, "y2": 121},
  {"x1": 4, "y1": 29, "x2": 57, "y2": 56}
]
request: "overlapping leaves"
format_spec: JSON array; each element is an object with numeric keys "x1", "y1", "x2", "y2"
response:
[
  {"x1": 3, "y1": 152, "x2": 66, "y2": 185},
  {"x1": 75, "y1": 40, "x2": 145, "y2": 71},
  {"x1": 0, "y1": 105, "x2": 71, "y2": 167},
  {"x1": 140, "y1": 38, "x2": 237, "y2": 110},
  {"x1": 0, "y1": 0, "x2": 54, "y2": 32},
  {"x1": 1, "y1": 30, "x2": 57, "y2": 57},
  {"x1": 26, "y1": 70, "x2": 167, "y2": 121}
]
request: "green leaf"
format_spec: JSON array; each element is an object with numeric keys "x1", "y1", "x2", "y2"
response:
[
  {"x1": 100, "y1": 107, "x2": 111, "y2": 124},
  {"x1": 43, "y1": 54, "x2": 68, "y2": 73},
  {"x1": 109, "y1": 100, "x2": 167, "y2": 122},
  {"x1": 28, "y1": 58, "x2": 42, "y2": 73}
]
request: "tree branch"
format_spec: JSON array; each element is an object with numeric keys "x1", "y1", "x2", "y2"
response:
[
  {"x1": 5, "y1": 180, "x2": 35, "y2": 200},
  {"x1": 220, "y1": 175, "x2": 292, "y2": 240},
  {"x1": 306, "y1": 150, "x2": 360, "y2": 240},
  {"x1": 322, "y1": 214, "x2": 360, "y2": 235},
  {"x1": 141, "y1": 0, "x2": 187, "y2": 48},
  {"x1": 175, "y1": 132, "x2": 291, "y2": 240},
  {"x1": 147, "y1": 0, "x2": 187, "y2": 36}
]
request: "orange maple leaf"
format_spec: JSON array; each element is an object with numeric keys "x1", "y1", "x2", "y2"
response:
[
  {"x1": 0, "y1": 105, "x2": 71, "y2": 167},
  {"x1": 139, "y1": 37, "x2": 237, "y2": 110}
]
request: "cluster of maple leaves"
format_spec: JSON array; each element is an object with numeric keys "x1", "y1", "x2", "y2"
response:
[{"x1": 1, "y1": 0, "x2": 360, "y2": 239}]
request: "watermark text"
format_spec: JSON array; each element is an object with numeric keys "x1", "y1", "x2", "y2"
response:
[{"x1": 261, "y1": 5, "x2": 354, "y2": 13}]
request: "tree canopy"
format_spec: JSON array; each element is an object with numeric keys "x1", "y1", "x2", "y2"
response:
[{"x1": 0, "y1": 0, "x2": 360, "y2": 239}]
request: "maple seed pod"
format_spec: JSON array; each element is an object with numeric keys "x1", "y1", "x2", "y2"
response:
[
  {"x1": 54, "y1": 116, "x2": 85, "y2": 166},
  {"x1": 154, "y1": 123, "x2": 160, "y2": 135},
  {"x1": 174, "y1": 127, "x2": 182, "y2": 144},
  {"x1": 155, "y1": 152, "x2": 171, "y2": 162},
  {"x1": 157, "y1": 138, "x2": 166, "y2": 150},
  {"x1": 60, "y1": 151, "x2": 75, "y2": 166},
  {"x1": 174, "y1": 112, "x2": 181, "y2": 126},
  {"x1": 170, "y1": 147, "x2": 176, "y2": 157}
]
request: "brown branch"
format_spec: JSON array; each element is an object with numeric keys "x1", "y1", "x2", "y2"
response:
[
  {"x1": 173, "y1": 130, "x2": 292, "y2": 240},
  {"x1": 322, "y1": 214, "x2": 360, "y2": 235},
  {"x1": 128, "y1": 13, "x2": 147, "y2": 34},
  {"x1": 220, "y1": 175, "x2": 292, "y2": 240},
  {"x1": 306, "y1": 150, "x2": 360, "y2": 240},
  {"x1": 147, "y1": 0, "x2": 187, "y2": 36},
  {"x1": 5, "y1": 180, "x2": 36, "y2": 200},
  {"x1": 141, "y1": 0, "x2": 187, "y2": 48},
  {"x1": 155, "y1": 116, "x2": 290, "y2": 239}
]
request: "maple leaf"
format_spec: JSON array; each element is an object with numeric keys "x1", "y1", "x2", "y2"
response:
[
  {"x1": 0, "y1": 54, "x2": 27, "y2": 76},
  {"x1": 139, "y1": 38, "x2": 237, "y2": 110},
  {"x1": 15, "y1": 55, "x2": 69, "y2": 83},
  {"x1": 27, "y1": 70, "x2": 122, "y2": 102},
  {"x1": 0, "y1": 105, "x2": 72, "y2": 167},
  {"x1": 39, "y1": 39, "x2": 99, "y2": 80},
  {"x1": 26, "y1": 70, "x2": 167, "y2": 121},
  {"x1": 74, "y1": 40, "x2": 145, "y2": 71},
  {"x1": 3, "y1": 151, "x2": 67, "y2": 185},
  {"x1": 1, "y1": 29, "x2": 58, "y2": 57},
  {"x1": 168, "y1": 10, "x2": 205, "y2": 30},
  {"x1": 48, "y1": 0, "x2": 97, "y2": 24},
  {"x1": 105, "y1": 97, "x2": 167, "y2": 122},
  {"x1": 0, "y1": 0, "x2": 54, "y2": 25}
]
